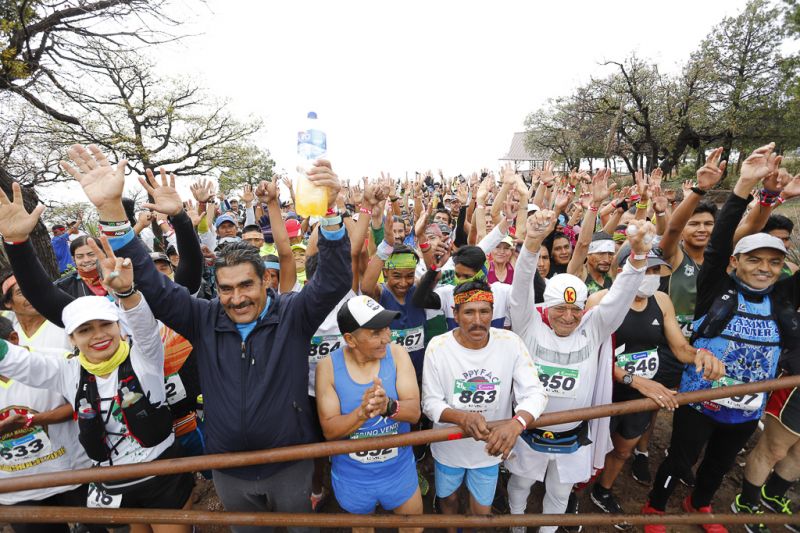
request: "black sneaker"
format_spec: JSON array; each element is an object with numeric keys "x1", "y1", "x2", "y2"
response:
[
  {"x1": 731, "y1": 494, "x2": 771, "y2": 533},
  {"x1": 559, "y1": 491, "x2": 583, "y2": 533},
  {"x1": 631, "y1": 452, "x2": 651, "y2": 485},
  {"x1": 760, "y1": 487, "x2": 800, "y2": 533},
  {"x1": 590, "y1": 486, "x2": 632, "y2": 531}
]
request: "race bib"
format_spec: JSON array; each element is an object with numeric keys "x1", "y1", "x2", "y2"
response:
[
  {"x1": 711, "y1": 376, "x2": 764, "y2": 411},
  {"x1": 536, "y1": 364, "x2": 579, "y2": 399},
  {"x1": 676, "y1": 315, "x2": 694, "y2": 339},
  {"x1": 349, "y1": 447, "x2": 398, "y2": 464},
  {"x1": 309, "y1": 335, "x2": 343, "y2": 363},
  {"x1": 452, "y1": 379, "x2": 500, "y2": 412},
  {"x1": 0, "y1": 428, "x2": 53, "y2": 467},
  {"x1": 391, "y1": 326, "x2": 424, "y2": 352},
  {"x1": 87, "y1": 483, "x2": 122, "y2": 508},
  {"x1": 164, "y1": 373, "x2": 187, "y2": 405},
  {"x1": 615, "y1": 349, "x2": 659, "y2": 379}
]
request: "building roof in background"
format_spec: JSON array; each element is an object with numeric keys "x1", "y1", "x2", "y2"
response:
[{"x1": 500, "y1": 132, "x2": 553, "y2": 161}]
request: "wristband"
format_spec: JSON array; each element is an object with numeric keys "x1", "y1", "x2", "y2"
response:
[
  {"x1": 690, "y1": 187, "x2": 707, "y2": 196},
  {"x1": 589, "y1": 205, "x2": 599, "y2": 212},
  {"x1": 476, "y1": 204, "x2": 486, "y2": 209},
  {"x1": 320, "y1": 215, "x2": 342, "y2": 226},
  {"x1": 325, "y1": 207, "x2": 338, "y2": 216},
  {"x1": 629, "y1": 194, "x2": 641, "y2": 203},
  {"x1": 112, "y1": 286, "x2": 137, "y2": 299},
  {"x1": 631, "y1": 252, "x2": 648, "y2": 261},
  {"x1": 513, "y1": 415, "x2": 527, "y2": 430},
  {"x1": 360, "y1": 207, "x2": 373, "y2": 216},
  {"x1": 3, "y1": 239, "x2": 26, "y2": 245},
  {"x1": 758, "y1": 188, "x2": 782, "y2": 207},
  {"x1": 23, "y1": 413, "x2": 35, "y2": 429},
  {"x1": 419, "y1": 242, "x2": 431, "y2": 252},
  {"x1": 656, "y1": 211, "x2": 666, "y2": 217},
  {"x1": 636, "y1": 202, "x2": 649, "y2": 210},
  {"x1": 376, "y1": 240, "x2": 394, "y2": 261}
]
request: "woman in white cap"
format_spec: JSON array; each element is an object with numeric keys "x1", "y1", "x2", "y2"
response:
[
  {"x1": 0, "y1": 236, "x2": 193, "y2": 533},
  {"x1": 506, "y1": 209, "x2": 656, "y2": 533}
]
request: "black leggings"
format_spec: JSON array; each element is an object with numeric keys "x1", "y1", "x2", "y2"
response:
[
  {"x1": 649, "y1": 405, "x2": 758, "y2": 511},
  {"x1": 9, "y1": 485, "x2": 107, "y2": 533}
]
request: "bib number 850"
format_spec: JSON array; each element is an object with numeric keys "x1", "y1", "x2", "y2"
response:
[{"x1": 538, "y1": 374, "x2": 576, "y2": 392}]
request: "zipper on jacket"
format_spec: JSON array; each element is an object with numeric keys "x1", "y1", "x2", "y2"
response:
[{"x1": 241, "y1": 341, "x2": 248, "y2": 448}]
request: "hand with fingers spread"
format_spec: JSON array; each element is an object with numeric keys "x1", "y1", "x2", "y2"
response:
[
  {"x1": 60, "y1": 144, "x2": 127, "y2": 209},
  {"x1": 634, "y1": 169, "x2": 649, "y2": 201},
  {"x1": 590, "y1": 168, "x2": 615, "y2": 207},
  {"x1": 281, "y1": 176, "x2": 293, "y2": 191},
  {"x1": 553, "y1": 187, "x2": 572, "y2": 213},
  {"x1": 184, "y1": 200, "x2": 202, "y2": 227},
  {"x1": 696, "y1": 147, "x2": 727, "y2": 191},
  {"x1": 541, "y1": 161, "x2": 555, "y2": 187},
  {"x1": 191, "y1": 179, "x2": 215, "y2": 203},
  {"x1": 682, "y1": 179, "x2": 696, "y2": 193},
  {"x1": 650, "y1": 167, "x2": 663, "y2": 189},
  {"x1": 737, "y1": 143, "x2": 778, "y2": 198},
  {"x1": 86, "y1": 236, "x2": 134, "y2": 293},
  {"x1": 651, "y1": 185, "x2": 668, "y2": 214},
  {"x1": 242, "y1": 184, "x2": 255, "y2": 206},
  {"x1": 0, "y1": 183, "x2": 46, "y2": 243},
  {"x1": 139, "y1": 168, "x2": 184, "y2": 217}
]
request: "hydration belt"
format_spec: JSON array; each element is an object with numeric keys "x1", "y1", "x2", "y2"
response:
[{"x1": 520, "y1": 420, "x2": 591, "y2": 454}]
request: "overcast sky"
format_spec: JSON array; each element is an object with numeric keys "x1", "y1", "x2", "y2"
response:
[{"x1": 44, "y1": 0, "x2": 754, "y2": 202}]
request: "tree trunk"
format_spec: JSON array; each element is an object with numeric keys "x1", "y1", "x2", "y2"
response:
[{"x1": 0, "y1": 166, "x2": 58, "y2": 278}]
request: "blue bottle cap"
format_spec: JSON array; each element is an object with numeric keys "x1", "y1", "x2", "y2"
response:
[{"x1": 307, "y1": 111, "x2": 318, "y2": 119}]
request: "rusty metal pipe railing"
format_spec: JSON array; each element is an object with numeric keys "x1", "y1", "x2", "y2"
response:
[
  {"x1": 1, "y1": 374, "x2": 798, "y2": 494},
  {"x1": 0, "y1": 508, "x2": 796, "y2": 528}
]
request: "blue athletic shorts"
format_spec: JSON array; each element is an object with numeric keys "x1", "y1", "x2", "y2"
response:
[
  {"x1": 331, "y1": 453, "x2": 418, "y2": 514},
  {"x1": 434, "y1": 460, "x2": 498, "y2": 507}
]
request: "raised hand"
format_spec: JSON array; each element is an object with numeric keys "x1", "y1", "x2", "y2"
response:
[
  {"x1": 590, "y1": 168, "x2": 615, "y2": 206},
  {"x1": 281, "y1": 176, "x2": 293, "y2": 191},
  {"x1": 0, "y1": 183, "x2": 45, "y2": 242},
  {"x1": 61, "y1": 145, "x2": 127, "y2": 210},
  {"x1": 781, "y1": 170, "x2": 800, "y2": 200},
  {"x1": 184, "y1": 200, "x2": 202, "y2": 227},
  {"x1": 140, "y1": 167, "x2": 184, "y2": 217},
  {"x1": 241, "y1": 184, "x2": 255, "y2": 205},
  {"x1": 682, "y1": 179, "x2": 696, "y2": 193},
  {"x1": 553, "y1": 187, "x2": 573, "y2": 212},
  {"x1": 651, "y1": 185, "x2": 668, "y2": 214},
  {"x1": 525, "y1": 209, "x2": 557, "y2": 244},
  {"x1": 626, "y1": 219, "x2": 656, "y2": 255},
  {"x1": 541, "y1": 161, "x2": 555, "y2": 187},
  {"x1": 255, "y1": 180, "x2": 278, "y2": 204},
  {"x1": 86, "y1": 236, "x2": 134, "y2": 293},
  {"x1": 634, "y1": 169, "x2": 649, "y2": 199},
  {"x1": 650, "y1": 167, "x2": 663, "y2": 189},
  {"x1": 696, "y1": 147, "x2": 727, "y2": 191},
  {"x1": 191, "y1": 179, "x2": 215, "y2": 203}
]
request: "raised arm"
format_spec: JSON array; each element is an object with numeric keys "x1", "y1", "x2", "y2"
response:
[
  {"x1": 567, "y1": 169, "x2": 614, "y2": 276},
  {"x1": 0, "y1": 183, "x2": 73, "y2": 327},
  {"x1": 256, "y1": 179, "x2": 296, "y2": 293}
]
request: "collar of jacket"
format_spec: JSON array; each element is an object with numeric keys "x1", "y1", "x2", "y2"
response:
[{"x1": 214, "y1": 287, "x2": 280, "y2": 334}]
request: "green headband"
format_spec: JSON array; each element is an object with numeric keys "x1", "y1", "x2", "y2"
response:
[
  {"x1": 385, "y1": 253, "x2": 418, "y2": 270},
  {"x1": 455, "y1": 268, "x2": 487, "y2": 285}
]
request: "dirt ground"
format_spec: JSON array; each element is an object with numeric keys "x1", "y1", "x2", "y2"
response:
[{"x1": 189, "y1": 410, "x2": 799, "y2": 533}]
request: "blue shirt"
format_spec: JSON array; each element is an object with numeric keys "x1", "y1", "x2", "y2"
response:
[
  {"x1": 51, "y1": 233, "x2": 74, "y2": 273},
  {"x1": 236, "y1": 297, "x2": 271, "y2": 341}
]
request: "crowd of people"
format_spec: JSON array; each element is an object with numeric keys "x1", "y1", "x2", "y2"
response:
[{"x1": 0, "y1": 141, "x2": 798, "y2": 533}]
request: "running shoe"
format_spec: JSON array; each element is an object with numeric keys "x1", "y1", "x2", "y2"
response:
[
  {"x1": 682, "y1": 495, "x2": 729, "y2": 533},
  {"x1": 641, "y1": 501, "x2": 666, "y2": 533},
  {"x1": 509, "y1": 527, "x2": 526, "y2": 533},
  {"x1": 631, "y1": 452, "x2": 652, "y2": 485},
  {"x1": 760, "y1": 487, "x2": 798, "y2": 533},
  {"x1": 309, "y1": 487, "x2": 329, "y2": 512},
  {"x1": 731, "y1": 494, "x2": 771, "y2": 533},
  {"x1": 559, "y1": 491, "x2": 583, "y2": 533},
  {"x1": 589, "y1": 486, "x2": 632, "y2": 530}
]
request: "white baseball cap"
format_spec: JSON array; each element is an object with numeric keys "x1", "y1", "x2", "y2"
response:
[
  {"x1": 543, "y1": 274, "x2": 589, "y2": 309},
  {"x1": 336, "y1": 295, "x2": 400, "y2": 335},
  {"x1": 62, "y1": 296, "x2": 121, "y2": 335},
  {"x1": 733, "y1": 233, "x2": 787, "y2": 256}
]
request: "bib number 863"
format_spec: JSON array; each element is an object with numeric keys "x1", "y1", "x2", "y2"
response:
[{"x1": 458, "y1": 390, "x2": 497, "y2": 404}]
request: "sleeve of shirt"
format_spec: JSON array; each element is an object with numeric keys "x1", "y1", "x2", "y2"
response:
[
  {"x1": 510, "y1": 246, "x2": 539, "y2": 341},
  {"x1": 120, "y1": 296, "x2": 164, "y2": 366},
  {"x1": 511, "y1": 337, "x2": 548, "y2": 419},
  {"x1": 585, "y1": 260, "x2": 646, "y2": 342},
  {"x1": 0, "y1": 340, "x2": 70, "y2": 393},
  {"x1": 477, "y1": 225, "x2": 506, "y2": 255},
  {"x1": 421, "y1": 345, "x2": 449, "y2": 423}
]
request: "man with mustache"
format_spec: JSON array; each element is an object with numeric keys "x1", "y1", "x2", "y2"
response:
[
  {"x1": 505, "y1": 209, "x2": 655, "y2": 533},
  {"x1": 60, "y1": 145, "x2": 352, "y2": 533},
  {"x1": 421, "y1": 280, "x2": 547, "y2": 533}
]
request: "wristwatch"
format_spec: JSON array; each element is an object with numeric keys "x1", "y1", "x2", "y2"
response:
[
  {"x1": 622, "y1": 372, "x2": 635, "y2": 386},
  {"x1": 383, "y1": 397, "x2": 398, "y2": 418}
]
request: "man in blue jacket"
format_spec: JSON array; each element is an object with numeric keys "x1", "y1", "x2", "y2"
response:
[{"x1": 59, "y1": 145, "x2": 352, "y2": 533}]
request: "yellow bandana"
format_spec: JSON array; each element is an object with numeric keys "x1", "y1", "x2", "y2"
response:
[{"x1": 79, "y1": 340, "x2": 130, "y2": 376}]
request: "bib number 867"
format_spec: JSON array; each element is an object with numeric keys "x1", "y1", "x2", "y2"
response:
[
  {"x1": 458, "y1": 390, "x2": 497, "y2": 404},
  {"x1": 394, "y1": 332, "x2": 422, "y2": 348}
]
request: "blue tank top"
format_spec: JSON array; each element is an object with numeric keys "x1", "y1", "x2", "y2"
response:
[
  {"x1": 330, "y1": 345, "x2": 412, "y2": 478},
  {"x1": 379, "y1": 284, "x2": 427, "y2": 379},
  {"x1": 680, "y1": 292, "x2": 781, "y2": 424}
]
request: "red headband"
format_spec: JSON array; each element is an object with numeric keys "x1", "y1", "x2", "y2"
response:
[{"x1": 454, "y1": 289, "x2": 494, "y2": 305}]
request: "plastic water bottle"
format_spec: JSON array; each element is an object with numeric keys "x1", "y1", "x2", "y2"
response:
[
  {"x1": 120, "y1": 387, "x2": 143, "y2": 409},
  {"x1": 295, "y1": 111, "x2": 329, "y2": 217},
  {"x1": 78, "y1": 398, "x2": 96, "y2": 419}
]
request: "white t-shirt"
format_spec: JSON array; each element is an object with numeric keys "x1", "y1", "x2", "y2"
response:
[
  {"x1": 308, "y1": 290, "x2": 355, "y2": 396},
  {"x1": 0, "y1": 320, "x2": 88, "y2": 503},
  {"x1": 421, "y1": 328, "x2": 547, "y2": 469},
  {"x1": 0, "y1": 298, "x2": 173, "y2": 489}
]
